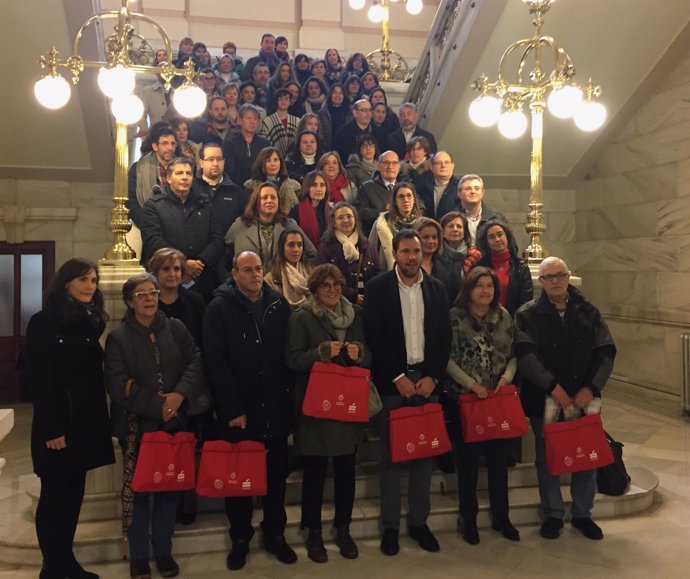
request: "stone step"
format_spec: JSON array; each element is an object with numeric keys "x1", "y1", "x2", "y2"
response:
[{"x1": 0, "y1": 466, "x2": 657, "y2": 566}]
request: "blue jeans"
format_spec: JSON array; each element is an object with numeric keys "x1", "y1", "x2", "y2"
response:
[
  {"x1": 531, "y1": 417, "x2": 596, "y2": 520},
  {"x1": 128, "y1": 491, "x2": 178, "y2": 559}
]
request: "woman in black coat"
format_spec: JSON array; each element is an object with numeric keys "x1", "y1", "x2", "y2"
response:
[
  {"x1": 475, "y1": 219, "x2": 533, "y2": 315},
  {"x1": 26, "y1": 257, "x2": 115, "y2": 579}
]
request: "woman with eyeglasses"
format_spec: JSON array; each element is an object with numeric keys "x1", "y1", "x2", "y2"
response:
[
  {"x1": 285, "y1": 264, "x2": 371, "y2": 563},
  {"x1": 368, "y1": 183, "x2": 423, "y2": 270},
  {"x1": 26, "y1": 258, "x2": 115, "y2": 579},
  {"x1": 399, "y1": 136, "x2": 431, "y2": 192},
  {"x1": 474, "y1": 219, "x2": 533, "y2": 316},
  {"x1": 346, "y1": 133, "x2": 379, "y2": 189},
  {"x1": 315, "y1": 202, "x2": 379, "y2": 305},
  {"x1": 446, "y1": 267, "x2": 520, "y2": 546},
  {"x1": 105, "y1": 272, "x2": 208, "y2": 579},
  {"x1": 260, "y1": 88, "x2": 301, "y2": 158}
]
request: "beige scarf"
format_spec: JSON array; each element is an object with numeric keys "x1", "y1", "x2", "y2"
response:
[
  {"x1": 335, "y1": 230, "x2": 360, "y2": 262},
  {"x1": 282, "y1": 262, "x2": 310, "y2": 307}
]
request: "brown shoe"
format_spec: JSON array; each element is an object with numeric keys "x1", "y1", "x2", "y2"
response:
[
  {"x1": 335, "y1": 525, "x2": 359, "y2": 559},
  {"x1": 306, "y1": 528, "x2": 328, "y2": 563}
]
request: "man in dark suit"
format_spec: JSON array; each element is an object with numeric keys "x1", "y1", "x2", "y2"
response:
[
  {"x1": 363, "y1": 229, "x2": 451, "y2": 557},
  {"x1": 385, "y1": 102, "x2": 438, "y2": 160},
  {"x1": 416, "y1": 150, "x2": 460, "y2": 220}
]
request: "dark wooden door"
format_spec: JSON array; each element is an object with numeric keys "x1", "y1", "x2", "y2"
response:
[{"x1": 0, "y1": 242, "x2": 54, "y2": 403}]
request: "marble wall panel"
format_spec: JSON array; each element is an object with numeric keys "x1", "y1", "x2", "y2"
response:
[
  {"x1": 486, "y1": 188, "x2": 521, "y2": 213},
  {"x1": 612, "y1": 116, "x2": 637, "y2": 143},
  {"x1": 658, "y1": 273, "x2": 690, "y2": 311},
  {"x1": 543, "y1": 212, "x2": 575, "y2": 243},
  {"x1": 543, "y1": 189, "x2": 575, "y2": 213},
  {"x1": 574, "y1": 240, "x2": 604, "y2": 273},
  {"x1": 587, "y1": 208, "x2": 620, "y2": 241},
  {"x1": 595, "y1": 146, "x2": 620, "y2": 177},
  {"x1": 71, "y1": 182, "x2": 115, "y2": 209},
  {"x1": 598, "y1": 239, "x2": 643, "y2": 272},
  {"x1": 575, "y1": 179, "x2": 605, "y2": 211},
  {"x1": 658, "y1": 198, "x2": 690, "y2": 237},
  {"x1": 73, "y1": 242, "x2": 111, "y2": 264},
  {"x1": 0, "y1": 180, "x2": 17, "y2": 205},
  {"x1": 655, "y1": 49, "x2": 690, "y2": 93},
  {"x1": 54, "y1": 241, "x2": 73, "y2": 269},
  {"x1": 618, "y1": 119, "x2": 690, "y2": 173},
  {"x1": 582, "y1": 272, "x2": 658, "y2": 309},
  {"x1": 677, "y1": 159, "x2": 690, "y2": 197},
  {"x1": 635, "y1": 83, "x2": 690, "y2": 137},
  {"x1": 617, "y1": 202, "x2": 661, "y2": 239},
  {"x1": 73, "y1": 208, "x2": 111, "y2": 243},
  {"x1": 23, "y1": 221, "x2": 73, "y2": 243},
  {"x1": 16, "y1": 181, "x2": 71, "y2": 208},
  {"x1": 677, "y1": 237, "x2": 690, "y2": 272}
]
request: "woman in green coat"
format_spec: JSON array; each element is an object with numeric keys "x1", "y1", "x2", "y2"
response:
[{"x1": 285, "y1": 264, "x2": 371, "y2": 564}]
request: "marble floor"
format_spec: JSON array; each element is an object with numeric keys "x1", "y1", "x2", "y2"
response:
[{"x1": 1, "y1": 381, "x2": 689, "y2": 579}]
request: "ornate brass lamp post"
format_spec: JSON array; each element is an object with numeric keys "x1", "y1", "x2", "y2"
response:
[
  {"x1": 348, "y1": 0, "x2": 424, "y2": 81},
  {"x1": 468, "y1": 0, "x2": 606, "y2": 262},
  {"x1": 34, "y1": 0, "x2": 206, "y2": 264}
]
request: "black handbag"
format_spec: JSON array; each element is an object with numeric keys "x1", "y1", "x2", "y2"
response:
[{"x1": 596, "y1": 431, "x2": 631, "y2": 496}]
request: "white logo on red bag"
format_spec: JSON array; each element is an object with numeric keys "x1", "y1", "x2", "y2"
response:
[
  {"x1": 475, "y1": 425, "x2": 485, "y2": 435},
  {"x1": 576, "y1": 447, "x2": 585, "y2": 458},
  {"x1": 488, "y1": 416, "x2": 494, "y2": 424},
  {"x1": 242, "y1": 479, "x2": 252, "y2": 490},
  {"x1": 229, "y1": 472, "x2": 237, "y2": 484},
  {"x1": 214, "y1": 479, "x2": 224, "y2": 489},
  {"x1": 406, "y1": 442, "x2": 415, "y2": 454},
  {"x1": 168, "y1": 464, "x2": 175, "y2": 471},
  {"x1": 348, "y1": 403, "x2": 357, "y2": 414},
  {"x1": 322, "y1": 400, "x2": 332, "y2": 411},
  {"x1": 564, "y1": 456, "x2": 573, "y2": 466},
  {"x1": 177, "y1": 470, "x2": 185, "y2": 482},
  {"x1": 589, "y1": 451, "x2": 599, "y2": 461},
  {"x1": 336, "y1": 394, "x2": 345, "y2": 406},
  {"x1": 154, "y1": 472, "x2": 163, "y2": 483},
  {"x1": 431, "y1": 437, "x2": 439, "y2": 449},
  {"x1": 418, "y1": 433, "x2": 427, "y2": 445},
  {"x1": 501, "y1": 421, "x2": 510, "y2": 431}
]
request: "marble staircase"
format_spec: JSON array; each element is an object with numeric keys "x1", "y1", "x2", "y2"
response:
[{"x1": 0, "y1": 430, "x2": 658, "y2": 566}]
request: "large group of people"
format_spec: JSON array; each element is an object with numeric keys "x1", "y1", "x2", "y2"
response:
[{"x1": 26, "y1": 31, "x2": 618, "y2": 579}]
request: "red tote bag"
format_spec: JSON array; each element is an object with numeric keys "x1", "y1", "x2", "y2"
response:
[
  {"x1": 131, "y1": 431, "x2": 196, "y2": 492},
  {"x1": 302, "y1": 361, "x2": 370, "y2": 423},
  {"x1": 543, "y1": 413, "x2": 614, "y2": 476},
  {"x1": 196, "y1": 440, "x2": 267, "y2": 498},
  {"x1": 388, "y1": 402, "x2": 452, "y2": 463},
  {"x1": 458, "y1": 385, "x2": 529, "y2": 443}
]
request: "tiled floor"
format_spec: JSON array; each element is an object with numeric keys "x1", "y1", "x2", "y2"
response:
[{"x1": 1, "y1": 380, "x2": 689, "y2": 578}]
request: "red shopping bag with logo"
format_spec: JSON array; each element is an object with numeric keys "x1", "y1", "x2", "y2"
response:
[
  {"x1": 543, "y1": 413, "x2": 614, "y2": 475},
  {"x1": 388, "y1": 402, "x2": 452, "y2": 463},
  {"x1": 458, "y1": 385, "x2": 529, "y2": 443},
  {"x1": 302, "y1": 361, "x2": 370, "y2": 423},
  {"x1": 195, "y1": 440, "x2": 267, "y2": 497},
  {"x1": 131, "y1": 431, "x2": 196, "y2": 492}
]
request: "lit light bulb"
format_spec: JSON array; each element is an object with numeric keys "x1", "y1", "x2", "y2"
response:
[
  {"x1": 98, "y1": 64, "x2": 136, "y2": 99},
  {"x1": 368, "y1": 3, "x2": 386, "y2": 23},
  {"x1": 172, "y1": 83, "x2": 207, "y2": 118},
  {"x1": 349, "y1": 0, "x2": 366, "y2": 9},
  {"x1": 111, "y1": 94, "x2": 144, "y2": 124},
  {"x1": 406, "y1": 0, "x2": 424, "y2": 15},
  {"x1": 547, "y1": 85, "x2": 583, "y2": 119},
  {"x1": 574, "y1": 100, "x2": 606, "y2": 131},
  {"x1": 34, "y1": 74, "x2": 71, "y2": 109},
  {"x1": 497, "y1": 110, "x2": 528, "y2": 139},
  {"x1": 468, "y1": 95, "x2": 501, "y2": 127}
]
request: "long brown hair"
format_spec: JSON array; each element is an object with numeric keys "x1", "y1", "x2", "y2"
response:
[
  {"x1": 44, "y1": 257, "x2": 108, "y2": 321},
  {"x1": 242, "y1": 182, "x2": 288, "y2": 224},
  {"x1": 251, "y1": 146, "x2": 289, "y2": 183}
]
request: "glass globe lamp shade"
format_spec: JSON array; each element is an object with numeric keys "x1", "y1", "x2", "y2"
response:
[
  {"x1": 497, "y1": 110, "x2": 528, "y2": 139},
  {"x1": 34, "y1": 74, "x2": 71, "y2": 109},
  {"x1": 111, "y1": 94, "x2": 144, "y2": 125},
  {"x1": 97, "y1": 64, "x2": 136, "y2": 99},
  {"x1": 547, "y1": 84, "x2": 583, "y2": 119},
  {"x1": 349, "y1": 0, "x2": 366, "y2": 9},
  {"x1": 172, "y1": 83, "x2": 207, "y2": 118},
  {"x1": 574, "y1": 100, "x2": 606, "y2": 132},
  {"x1": 368, "y1": 4, "x2": 386, "y2": 23},
  {"x1": 406, "y1": 0, "x2": 424, "y2": 15},
  {"x1": 469, "y1": 95, "x2": 501, "y2": 127}
]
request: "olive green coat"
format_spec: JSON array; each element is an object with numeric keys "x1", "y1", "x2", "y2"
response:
[{"x1": 285, "y1": 298, "x2": 371, "y2": 456}]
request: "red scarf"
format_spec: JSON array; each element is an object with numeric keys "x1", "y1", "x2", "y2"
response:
[
  {"x1": 327, "y1": 174, "x2": 349, "y2": 203},
  {"x1": 297, "y1": 198, "x2": 327, "y2": 248},
  {"x1": 490, "y1": 249, "x2": 511, "y2": 307}
]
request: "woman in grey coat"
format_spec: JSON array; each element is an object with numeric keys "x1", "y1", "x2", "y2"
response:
[{"x1": 285, "y1": 264, "x2": 371, "y2": 563}]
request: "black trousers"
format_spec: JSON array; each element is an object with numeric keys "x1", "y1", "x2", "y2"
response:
[
  {"x1": 300, "y1": 453, "x2": 357, "y2": 530},
  {"x1": 35, "y1": 470, "x2": 86, "y2": 575},
  {"x1": 225, "y1": 438, "x2": 288, "y2": 542},
  {"x1": 456, "y1": 435, "x2": 510, "y2": 525}
]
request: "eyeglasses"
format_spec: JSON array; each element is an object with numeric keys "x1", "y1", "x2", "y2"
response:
[
  {"x1": 319, "y1": 281, "x2": 342, "y2": 291},
  {"x1": 432, "y1": 160, "x2": 453, "y2": 166},
  {"x1": 539, "y1": 272, "x2": 569, "y2": 282},
  {"x1": 336, "y1": 214, "x2": 354, "y2": 221},
  {"x1": 379, "y1": 160, "x2": 400, "y2": 166},
  {"x1": 133, "y1": 289, "x2": 160, "y2": 299},
  {"x1": 355, "y1": 108, "x2": 372, "y2": 113},
  {"x1": 202, "y1": 157, "x2": 223, "y2": 163}
]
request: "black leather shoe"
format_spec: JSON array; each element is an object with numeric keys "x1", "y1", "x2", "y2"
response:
[
  {"x1": 65, "y1": 559, "x2": 100, "y2": 579},
  {"x1": 408, "y1": 524, "x2": 440, "y2": 552},
  {"x1": 306, "y1": 528, "x2": 328, "y2": 563},
  {"x1": 462, "y1": 524, "x2": 480, "y2": 545},
  {"x1": 264, "y1": 534, "x2": 298, "y2": 564},
  {"x1": 492, "y1": 520, "x2": 520, "y2": 542},
  {"x1": 155, "y1": 555, "x2": 179, "y2": 578},
  {"x1": 335, "y1": 525, "x2": 359, "y2": 559},
  {"x1": 540, "y1": 517, "x2": 564, "y2": 539},
  {"x1": 129, "y1": 558, "x2": 151, "y2": 579},
  {"x1": 572, "y1": 517, "x2": 604, "y2": 540},
  {"x1": 226, "y1": 540, "x2": 249, "y2": 571},
  {"x1": 380, "y1": 527, "x2": 400, "y2": 556}
]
